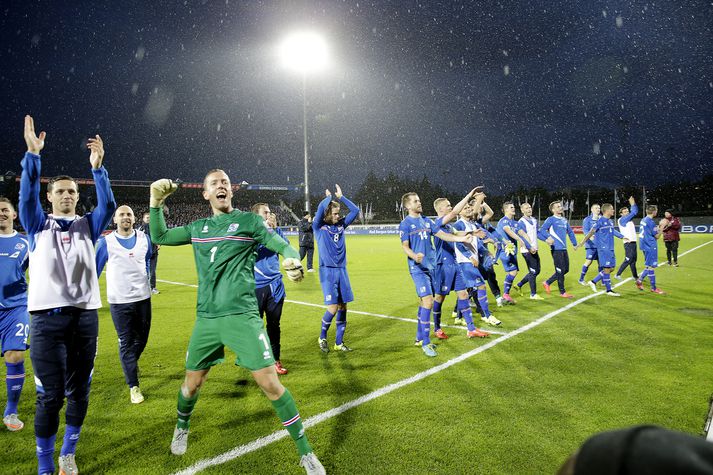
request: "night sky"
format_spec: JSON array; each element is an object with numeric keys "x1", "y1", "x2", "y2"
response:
[{"x1": 1, "y1": 1, "x2": 712, "y2": 195}]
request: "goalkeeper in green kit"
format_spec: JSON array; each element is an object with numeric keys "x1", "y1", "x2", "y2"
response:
[{"x1": 149, "y1": 170, "x2": 325, "y2": 475}]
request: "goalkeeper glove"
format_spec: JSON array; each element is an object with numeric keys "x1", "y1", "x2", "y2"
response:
[
  {"x1": 282, "y1": 257, "x2": 304, "y2": 282},
  {"x1": 150, "y1": 179, "x2": 178, "y2": 207},
  {"x1": 504, "y1": 242, "x2": 516, "y2": 256}
]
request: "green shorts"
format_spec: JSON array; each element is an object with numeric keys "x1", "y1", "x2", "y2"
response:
[{"x1": 185, "y1": 313, "x2": 274, "y2": 372}]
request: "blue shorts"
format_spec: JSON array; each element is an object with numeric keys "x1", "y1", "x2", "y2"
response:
[
  {"x1": 598, "y1": 249, "x2": 615, "y2": 268},
  {"x1": 410, "y1": 268, "x2": 434, "y2": 298},
  {"x1": 435, "y1": 262, "x2": 466, "y2": 295},
  {"x1": 499, "y1": 253, "x2": 519, "y2": 272},
  {"x1": 319, "y1": 267, "x2": 354, "y2": 305},
  {"x1": 0, "y1": 306, "x2": 30, "y2": 355},
  {"x1": 585, "y1": 247, "x2": 599, "y2": 261},
  {"x1": 459, "y1": 263, "x2": 485, "y2": 288},
  {"x1": 643, "y1": 250, "x2": 659, "y2": 268}
]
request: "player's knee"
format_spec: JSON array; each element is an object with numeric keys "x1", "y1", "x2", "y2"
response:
[
  {"x1": 183, "y1": 374, "x2": 206, "y2": 395},
  {"x1": 255, "y1": 374, "x2": 283, "y2": 399},
  {"x1": 3, "y1": 350, "x2": 24, "y2": 363},
  {"x1": 421, "y1": 295, "x2": 434, "y2": 308},
  {"x1": 326, "y1": 304, "x2": 339, "y2": 314},
  {"x1": 37, "y1": 390, "x2": 65, "y2": 412},
  {"x1": 337, "y1": 303, "x2": 347, "y2": 311}
]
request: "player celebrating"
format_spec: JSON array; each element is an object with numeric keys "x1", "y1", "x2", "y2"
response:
[
  {"x1": 399, "y1": 192, "x2": 474, "y2": 357},
  {"x1": 576, "y1": 203, "x2": 625, "y2": 296},
  {"x1": 20, "y1": 116, "x2": 116, "y2": 475},
  {"x1": 538, "y1": 201, "x2": 578, "y2": 298},
  {"x1": 636, "y1": 205, "x2": 665, "y2": 294},
  {"x1": 0, "y1": 197, "x2": 29, "y2": 432},
  {"x1": 252, "y1": 204, "x2": 290, "y2": 374},
  {"x1": 453, "y1": 201, "x2": 500, "y2": 328},
  {"x1": 496, "y1": 201, "x2": 532, "y2": 303},
  {"x1": 149, "y1": 172, "x2": 325, "y2": 474},
  {"x1": 313, "y1": 185, "x2": 360, "y2": 353},
  {"x1": 513, "y1": 202, "x2": 543, "y2": 300},
  {"x1": 95, "y1": 205, "x2": 153, "y2": 404},
  {"x1": 578, "y1": 204, "x2": 601, "y2": 285},
  {"x1": 432, "y1": 189, "x2": 489, "y2": 339},
  {"x1": 614, "y1": 197, "x2": 639, "y2": 280}
]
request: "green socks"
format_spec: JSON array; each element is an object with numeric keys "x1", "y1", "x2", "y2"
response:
[
  {"x1": 176, "y1": 388, "x2": 199, "y2": 430},
  {"x1": 271, "y1": 388, "x2": 312, "y2": 456}
]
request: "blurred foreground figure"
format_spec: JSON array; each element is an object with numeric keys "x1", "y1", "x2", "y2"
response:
[{"x1": 557, "y1": 425, "x2": 713, "y2": 475}]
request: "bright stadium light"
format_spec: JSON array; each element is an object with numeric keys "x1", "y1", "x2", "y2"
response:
[
  {"x1": 278, "y1": 31, "x2": 328, "y2": 74},
  {"x1": 277, "y1": 31, "x2": 329, "y2": 214}
]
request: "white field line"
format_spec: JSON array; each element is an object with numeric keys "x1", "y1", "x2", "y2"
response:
[
  {"x1": 284, "y1": 298, "x2": 509, "y2": 335},
  {"x1": 156, "y1": 279, "x2": 508, "y2": 335},
  {"x1": 169, "y1": 239, "x2": 713, "y2": 475}
]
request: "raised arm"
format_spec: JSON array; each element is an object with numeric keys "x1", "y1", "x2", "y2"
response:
[
  {"x1": 95, "y1": 237, "x2": 108, "y2": 277},
  {"x1": 481, "y1": 202, "x2": 494, "y2": 223},
  {"x1": 620, "y1": 198, "x2": 638, "y2": 226},
  {"x1": 340, "y1": 195, "x2": 360, "y2": 227},
  {"x1": 148, "y1": 179, "x2": 190, "y2": 245},
  {"x1": 440, "y1": 187, "x2": 482, "y2": 226},
  {"x1": 313, "y1": 194, "x2": 332, "y2": 231},
  {"x1": 149, "y1": 207, "x2": 191, "y2": 245},
  {"x1": 85, "y1": 135, "x2": 117, "y2": 242},
  {"x1": 19, "y1": 116, "x2": 47, "y2": 237}
]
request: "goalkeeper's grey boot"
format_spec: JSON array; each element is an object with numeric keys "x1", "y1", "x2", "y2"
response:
[
  {"x1": 171, "y1": 426, "x2": 190, "y2": 455},
  {"x1": 299, "y1": 452, "x2": 326, "y2": 475}
]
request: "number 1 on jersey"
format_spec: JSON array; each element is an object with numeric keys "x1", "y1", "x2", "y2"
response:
[
  {"x1": 258, "y1": 333, "x2": 270, "y2": 351},
  {"x1": 210, "y1": 246, "x2": 218, "y2": 263}
]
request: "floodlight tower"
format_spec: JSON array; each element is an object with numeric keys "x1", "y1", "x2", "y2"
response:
[{"x1": 278, "y1": 31, "x2": 328, "y2": 214}]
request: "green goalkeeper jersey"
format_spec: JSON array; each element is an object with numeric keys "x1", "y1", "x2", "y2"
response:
[{"x1": 149, "y1": 207, "x2": 298, "y2": 318}]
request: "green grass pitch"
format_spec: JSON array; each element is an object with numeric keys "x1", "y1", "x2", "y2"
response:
[{"x1": 5, "y1": 235, "x2": 713, "y2": 474}]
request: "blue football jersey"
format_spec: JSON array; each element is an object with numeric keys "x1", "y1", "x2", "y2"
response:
[
  {"x1": 399, "y1": 215, "x2": 441, "y2": 272},
  {"x1": 638, "y1": 216, "x2": 659, "y2": 252},
  {"x1": 592, "y1": 216, "x2": 623, "y2": 250},
  {"x1": 433, "y1": 220, "x2": 456, "y2": 265},
  {"x1": 0, "y1": 232, "x2": 29, "y2": 309},
  {"x1": 313, "y1": 195, "x2": 360, "y2": 268},
  {"x1": 254, "y1": 226, "x2": 288, "y2": 301}
]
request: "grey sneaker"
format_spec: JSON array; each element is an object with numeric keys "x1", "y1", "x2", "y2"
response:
[
  {"x1": 171, "y1": 426, "x2": 190, "y2": 455},
  {"x1": 59, "y1": 454, "x2": 79, "y2": 474},
  {"x1": 332, "y1": 343, "x2": 352, "y2": 352},
  {"x1": 299, "y1": 452, "x2": 326, "y2": 475},
  {"x1": 3, "y1": 413, "x2": 24, "y2": 431},
  {"x1": 318, "y1": 338, "x2": 329, "y2": 353}
]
